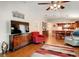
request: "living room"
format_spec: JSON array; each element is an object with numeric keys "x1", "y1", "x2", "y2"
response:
[{"x1": 0, "y1": 1, "x2": 79, "y2": 57}]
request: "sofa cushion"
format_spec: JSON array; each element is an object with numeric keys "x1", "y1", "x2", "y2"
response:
[
  {"x1": 72, "y1": 36, "x2": 79, "y2": 40},
  {"x1": 72, "y1": 30, "x2": 79, "y2": 36}
]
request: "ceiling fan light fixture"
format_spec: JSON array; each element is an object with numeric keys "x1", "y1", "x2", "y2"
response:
[
  {"x1": 50, "y1": 6, "x2": 54, "y2": 9},
  {"x1": 38, "y1": 1, "x2": 69, "y2": 11},
  {"x1": 54, "y1": 7, "x2": 58, "y2": 10},
  {"x1": 53, "y1": 4, "x2": 57, "y2": 7},
  {"x1": 57, "y1": 5, "x2": 61, "y2": 8}
]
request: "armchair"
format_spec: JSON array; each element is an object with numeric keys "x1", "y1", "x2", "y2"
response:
[
  {"x1": 65, "y1": 29, "x2": 79, "y2": 46},
  {"x1": 31, "y1": 32, "x2": 46, "y2": 43}
]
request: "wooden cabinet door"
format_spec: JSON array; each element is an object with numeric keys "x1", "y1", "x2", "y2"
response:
[
  {"x1": 13, "y1": 36, "x2": 20, "y2": 48},
  {"x1": 9, "y1": 33, "x2": 31, "y2": 51}
]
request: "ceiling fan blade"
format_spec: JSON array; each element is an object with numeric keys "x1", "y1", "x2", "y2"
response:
[
  {"x1": 38, "y1": 3, "x2": 50, "y2": 5},
  {"x1": 60, "y1": 5, "x2": 65, "y2": 9},
  {"x1": 61, "y1": 1, "x2": 70, "y2": 3},
  {"x1": 46, "y1": 7, "x2": 50, "y2": 11}
]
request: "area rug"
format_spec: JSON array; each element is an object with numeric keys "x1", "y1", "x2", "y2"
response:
[{"x1": 32, "y1": 44, "x2": 78, "y2": 57}]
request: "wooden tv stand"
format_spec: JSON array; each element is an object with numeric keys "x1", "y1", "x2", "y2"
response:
[{"x1": 9, "y1": 33, "x2": 31, "y2": 51}]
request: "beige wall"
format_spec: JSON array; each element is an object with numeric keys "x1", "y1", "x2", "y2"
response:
[{"x1": 0, "y1": 1, "x2": 46, "y2": 53}]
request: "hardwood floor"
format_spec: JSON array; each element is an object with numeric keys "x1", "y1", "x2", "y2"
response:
[
  {"x1": 0, "y1": 44, "x2": 43, "y2": 57},
  {"x1": 0, "y1": 32, "x2": 79, "y2": 57},
  {"x1": 46, "y1": 33, "x2": 79, "y2": 55}
]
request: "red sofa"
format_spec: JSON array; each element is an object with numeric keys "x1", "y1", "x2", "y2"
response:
[{"x1": 31, "y1": 32, "x2": 46, "y2": 43}]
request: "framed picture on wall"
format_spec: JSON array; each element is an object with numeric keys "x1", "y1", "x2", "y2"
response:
[
  {"x1": 42, "y1": 22, "x2": 47, "y2": 31},
  {"x1": 12, "y1": 11, "x2": 25, "y2": 19}
]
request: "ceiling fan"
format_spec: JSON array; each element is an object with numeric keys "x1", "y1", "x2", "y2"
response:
[{"x1": 38, "y1": 1, "x2": 69, "y2": 11}]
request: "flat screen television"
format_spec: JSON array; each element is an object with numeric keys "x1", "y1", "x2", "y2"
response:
[{"x1": 11, "y1": 20, "x2": 29, "y2": 34}]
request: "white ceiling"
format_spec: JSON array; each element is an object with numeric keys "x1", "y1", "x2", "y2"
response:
[
  {"x1": 3, "y1": 1, "x2": 79, "y2": 22},
  {"x1": 25, "y1": 1, "x2": 79, "y2": 22}
]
